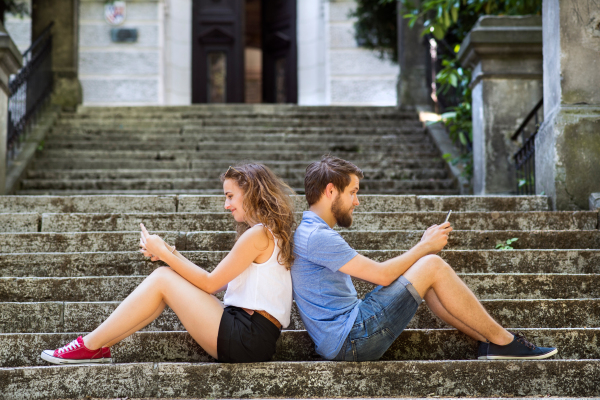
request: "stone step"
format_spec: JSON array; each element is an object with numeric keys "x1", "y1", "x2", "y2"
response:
[
  {"x1": 53, "y1": 118, "x2": 420, "y2": 129},
  {"x1": 25, "y1": 168, "x2": 449, "y2": 181},
  {"x1": 1, "y1": 274, "x2": 597, "y2": 302},
  {"x1": 31, "y1": 158, "x2": 447, "y2": 171},
  {"x1": 1, "y1": 249, "x2": 598, "y2": 277},
  {"x1": 75, "y1": 104, "x2": 404, "y2": 113},
  {"x1": 45, "y1": 131, "x2": 430, "y2": 144},
  {"x1": 0, "y1": 328, "x2": 596, "y2": 368},
  {"x1": 35, "y1": 149, "x2": 441, "y2": 161},
  {"x1": 2, "y1": 230, "x2": 597, "y2": 254},
  {"x1": 0, "y1": 195, "x2": 550, "y2": 214},
  {"x1": 12, "y1": 188, "x2": 459, "y2": 196},
  {"x1": 68, "y1": 105, "x2": 412, "y2": 117},
  {"x1": 42, "y1": 141, "x2": 437, "y2": 152},
  {"x1": 28, "y1": 211, "x2": 596, "y2": 233},
  {"x1": 1, "y1": 299, "x2": 597, "y2": 333},
  {"x1": 51, "y1": 125, "x2": 425, "y2": 136},
  {"x1": 19, "y1": 178, "x2": 456, "y2": 193},
  {"x1": 2, "y1": 359, "x2": 599, "y2": 399}
]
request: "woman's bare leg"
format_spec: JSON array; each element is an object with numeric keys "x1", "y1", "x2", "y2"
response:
[
  {"x1": 403, "y1": 255, "x2": 513, "y2": 346},
  {"x1": 83, "y1": 267, "x2": 224, "y2": 358},
  {"x1": 423, "y1": 288, "x2": 487, "y2": 342}
]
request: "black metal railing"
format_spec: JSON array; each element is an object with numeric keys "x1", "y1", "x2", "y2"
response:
[
  {"x1": 6, "y1": 22, "x2": 54, "y2": 161},
  {"x1": 512, "y1": 98, "x2": 543, "y2": 195}
]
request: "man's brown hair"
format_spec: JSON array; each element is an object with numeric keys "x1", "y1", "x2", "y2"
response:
[{"x1": 304, "y1": 155, "x2": 364, "y2": 206}]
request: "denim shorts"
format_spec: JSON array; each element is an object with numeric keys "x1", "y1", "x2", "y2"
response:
[{"x1": 332, "y1": 275, "x2": 423, "y2": 362}]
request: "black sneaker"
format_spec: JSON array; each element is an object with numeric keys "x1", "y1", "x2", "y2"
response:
[
  {"x1": 486, "y1": 332, "x2": 558, "y2": 360},
  {"x1": 477, "y1": 340, "x2": 489, "y2": 360}
]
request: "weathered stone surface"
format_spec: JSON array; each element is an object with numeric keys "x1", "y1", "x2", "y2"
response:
[
  {"x1": 2, "y1": 299, "x2": 595, "y2": 333},
  {"x1": 2, "y1": 273, "x2": 598, "y2": 302},
  {"x1": 39, "y1": 211, "x2": 595, "y2": 233},
  {"x1": 1, "y1": 360, "x2": 599, "y2": 399},
  {"x1": 1, "y1": 249, "x2": 596, "y2": 278},
  {"x1": 0, "y1": 195, "x2": 177, "y2": 213},
  {"x1": 3, "y1": 229, "x2": 598, "y2": 254},
  {"x1": 1, "y1": 328, "x2": 597, "y2": 367},
  {"x1": 0, "y1": 213, "x2": 39, "y2": 232}
]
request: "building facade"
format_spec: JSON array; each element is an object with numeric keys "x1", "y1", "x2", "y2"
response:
[{"x1": 5, "y1": 0, "x2": 398, "y2": 106}]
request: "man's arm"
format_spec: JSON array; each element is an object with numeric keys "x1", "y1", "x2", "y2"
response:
[{"x1": 338, "y1": 222, "x2": 452, "y2": 286}]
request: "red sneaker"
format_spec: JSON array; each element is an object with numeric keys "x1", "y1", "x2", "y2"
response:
[{"x1": 41, "y1": 336, "x2": 112, "y2": 364}]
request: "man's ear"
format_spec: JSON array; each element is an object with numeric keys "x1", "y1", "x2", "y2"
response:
[{"x1": 324, "y1": 182, "x2": 336, "y2": 200}]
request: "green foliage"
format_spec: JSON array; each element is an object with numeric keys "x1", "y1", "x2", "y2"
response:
[
  {"x1": 352, "y1": 0, "x2": 541, "y2": 184},
  {"x1": 496, "y1": 237, "x2": 519, "y2": 250},
  {"x1": 1, "y1": 0, "x2": 29, "y2": 19},
  {"x1": 350, "y1": 0, "x2": 398, "y2": 61}
]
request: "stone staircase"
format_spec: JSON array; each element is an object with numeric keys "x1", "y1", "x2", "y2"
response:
[
  {"x1": 0, "y1": 106, "x2": 599, "y2": 398},
  {"x1": 17, "y1": 105, "x2": 457, "y2": 195},
  {"x1": 0, "y1": 193, "x2": 599, "y2": 398}
]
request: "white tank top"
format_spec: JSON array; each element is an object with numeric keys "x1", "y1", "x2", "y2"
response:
[{"x1": 223, "y1": 224, "x2": 293, "y2": 328}]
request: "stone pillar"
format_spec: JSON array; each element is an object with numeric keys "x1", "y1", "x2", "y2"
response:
[
  {"x1": 536, "y1": 0, "x2": 600, "y2": 210},
  {"x1": 396, "y1": 0, "x2": 430, "y2": 108},
  {"x1": 0, "y1": 25, "x2": 23, "y2": 195},
  {"x1": 458, "y1": 16, "x2": 543, "y2": 195},
  {"x1": 32, "y1": 0, "x2": 81, "y2": 110}
]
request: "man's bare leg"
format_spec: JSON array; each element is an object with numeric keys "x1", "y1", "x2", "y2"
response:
[
  {"x1": 423, "y1": 288, "x2": 487, "y2": 342},
  {"x1": 403, "y1": 255, "x2": 513, "y2": 346}
]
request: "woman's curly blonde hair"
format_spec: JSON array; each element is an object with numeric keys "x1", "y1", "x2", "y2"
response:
[{"x1": 220, "y1": 163, "x2": 296, "y2": 269}]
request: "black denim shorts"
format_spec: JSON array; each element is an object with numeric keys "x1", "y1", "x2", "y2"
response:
[{"x1": 217, "y1": 306, "x2": 281, "y2": 363}]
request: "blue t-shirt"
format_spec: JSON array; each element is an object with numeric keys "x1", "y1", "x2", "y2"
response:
[{"x1": 291, "y1": 211, "x2": 360, "y2": 359}]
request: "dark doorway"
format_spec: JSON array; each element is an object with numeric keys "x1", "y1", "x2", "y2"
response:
[{"x1": 192, "y1": 0, "x2": 297, "y2": 104}]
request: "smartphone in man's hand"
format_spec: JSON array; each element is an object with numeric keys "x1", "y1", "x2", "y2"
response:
[{"x1": 444, "y1": 210, "x2": 452, "y2": 223}]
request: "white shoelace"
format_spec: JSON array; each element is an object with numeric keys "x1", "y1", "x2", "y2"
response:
[{"x1": 56, "y1": 339, "x2": 81, "y2": 355}]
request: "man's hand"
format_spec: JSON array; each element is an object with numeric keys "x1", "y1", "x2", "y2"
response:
[{"x1": 419, "y1": 221, "x2": 452, "y2": 254}]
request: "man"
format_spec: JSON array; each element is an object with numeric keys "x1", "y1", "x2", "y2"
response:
[{"x1": 291, "y1": 155, "x2": 557, "y2": 361}]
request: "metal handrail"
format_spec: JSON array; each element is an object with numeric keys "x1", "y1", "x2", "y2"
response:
[
  {"x1": 511, "y1": 98, "x2": 543, "y2": 141},
  {"x1": 512, "y1": 98, "x2": 543, "y2": 195},
  {"x1": 6, "y1": 22, "x2": 54, "y2": 162}
]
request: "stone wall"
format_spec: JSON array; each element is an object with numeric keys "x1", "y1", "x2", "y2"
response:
[
  {"x1": 327, "y1": 0, "x2": 397, "y2": 105},
  {"x1": 79, "y1": 0, "x2": 164, "y2": 106}
]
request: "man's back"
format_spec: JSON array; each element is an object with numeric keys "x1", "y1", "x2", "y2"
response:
[{"x1": 291, "y1": 211, "x2": 360, "y2": 359}]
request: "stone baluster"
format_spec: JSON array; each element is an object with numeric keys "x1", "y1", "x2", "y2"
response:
[{"x1": 458, "y1": 15, "x2": 543, "y2": 195}]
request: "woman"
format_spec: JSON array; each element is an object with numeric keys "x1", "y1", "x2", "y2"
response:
[{"x1": 41, "y1": 164, "x2": 296, "y2": 364}]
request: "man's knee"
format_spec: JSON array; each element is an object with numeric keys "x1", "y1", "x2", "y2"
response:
[{"x1": 411, "y1": 254, "x2": 450, "y2": 276}]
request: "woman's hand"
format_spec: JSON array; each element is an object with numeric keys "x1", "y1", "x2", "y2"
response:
[
  {"x1": 139, "y1": 223, "x2": 168, "y2": 262},
  {"x1": 419, "y1": 221, "x2": 452, "y2": 254}
]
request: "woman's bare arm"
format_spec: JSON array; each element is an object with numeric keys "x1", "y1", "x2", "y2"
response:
[{"x1": 140, "y1": 223, "x2": 270, "y2": 293}]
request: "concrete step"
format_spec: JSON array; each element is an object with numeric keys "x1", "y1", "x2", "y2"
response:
[
  {"x1": 53, "y1": 118, "x2": 420, "y2": 129},
  {"x1": 4, "y1": 230, "x2": 597, "y2": 253},
  {"x1": 27, "y1": 211, "x2": 597, "y2": 233},
  {"x1": 1, "y1": 274, "x2": 597, "y2": 302},
  {"x1": 25, "y1": 168, "x2": 449, "y2": 181},
  {"x1": 31, "y1": 158, "x2": 447, "y2": 171},
  {"x1": 1, "y1": 249, "x2": 598, "y2": 277},
  {"x1": 43, "y1": 141, "x2": 437, "y2": 153},
  {"x1": 1, "y1": 298, "x2": 598, "y2": 333},
  {"x1": 51, "y1": 125, "x2": 425, "y2": 136},
  {"x1": 0, "y1": 328, "x2": 596, "y2": 368},
  {"x1": 0, "y1": 194, "x2": 550, "y2": 214},
  {"x1": 12, "y1": 188, "x2": 460, "y2": 196},
  {"x1": 19, "y1": 178, "x2": 457, "y2": 193},
  {"x1": 2, "y1": 359, "x2": 599, "y2": 399},
  {"x1": 45, "y1": 131, "x2": 430, "y2": 144},
  {"x1": 35, "y1": 149, "x2": 442, "y2": 161}
]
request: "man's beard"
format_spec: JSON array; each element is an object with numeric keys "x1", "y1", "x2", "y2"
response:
[{"x1": 332, "y1": 196, "x2": 353, "y2": 228}]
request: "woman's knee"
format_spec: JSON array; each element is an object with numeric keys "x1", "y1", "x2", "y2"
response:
[{"x1": 146, "y1": 267, "x2": 177, "y2": 287}]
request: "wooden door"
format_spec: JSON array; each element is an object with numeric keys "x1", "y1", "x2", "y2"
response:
[
  {"x1": 262, "y1": 0, "x2": 297, "y2": 103},
  {"x1": 192, "y1": 0, "x2": 244, "y2": 103}
]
